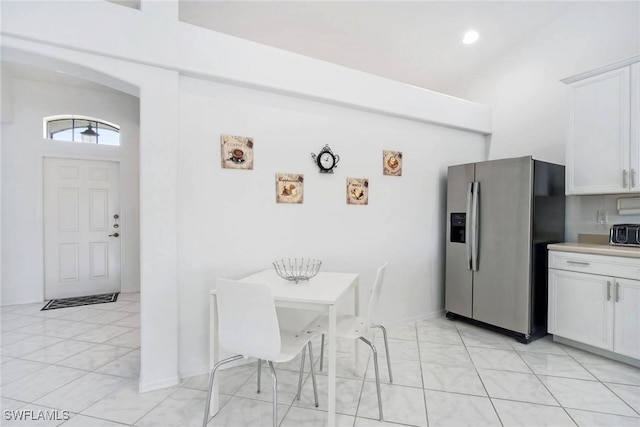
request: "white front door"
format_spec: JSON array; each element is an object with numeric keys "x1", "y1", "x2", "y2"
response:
[{"x1": 44, "y1": 158, "x2": 121, "y2": 299}]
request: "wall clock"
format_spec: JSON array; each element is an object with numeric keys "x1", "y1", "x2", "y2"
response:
[{"x1": 311, "y1": 144, "x2": 340, "y2": 173}]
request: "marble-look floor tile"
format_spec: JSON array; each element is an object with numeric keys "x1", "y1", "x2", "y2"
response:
[
  {"x1": 358, "y1": 382, "x2": 427, "y2": 426},
  {"x1": 236, "y1": 369, "x2": 309, "y2": 408},
  {"x1": 111, "y1": 314, "x2": 140, "y2": 328},
  {"x1": 206, "y1": 396, "x2": 288, "y2": 426},
  {"x1": 58, "y1": 344, "x2": 132, "y2": 371},
  {"x1": 95, "y1": 349, "x2": 140, "y2": 379},
  {"x1": 56, "y1": 308, "x2": 104, "y2": 322},
  {"x1": 118, "y1": 293, "x2": 140, "y2": 302},
  {"x1": 281, "y1": 407, "x2": 355, "y2": 427},
  {"x1": 12, "y1": 318, "x2": 74, "y2": 336},
  {"x1": 491, "y1": 399, "x2": 576, "y2": 426},
  {"x1": 372, "y1": 337, "x2": 420, "y2": 361},
  {"x1": 539, "y1": 375, "x2": 637, "y2": 416},
  {"x1": 90, "y1": 301, "x2": 136, "y2": 312},
  {"x1": 60, "y1": 414, "x2": 130, "y2": 426},
  {"x1": 103, "y1": 330, "x2": 140, "y2": 348},
  {"x1": 511, "y1": 336, "x2": 568, "y2": 356},
  {"x1": 1, "y1": 316, "x2": 43, "y2": 332},
  {"x1": 379, "y1": 323, "x2": 417, "y2": 341},
  {"x1": 1, "y1": 335, "x2": 65, "y2": 357},
  {"x1": 422, "y1": 363, "x2": 486, "y2": 397},
  {"x1": 418, "y1": 342, "x2": 474, "y2": 367},
  {"x1": 606, "y1": 382, "x2": 640, "y2": 414},
  {"x1": 458, "y1": 328, "x2": 514, "y2": 350},
  {"x1": 85, "y1": 311, "x2": 135, "y2": 325},
  {"x1": 35, "y1": 372, "x2": 128, "y2": 413},
  {"x1": 354, "y1": 416, "x2": 410, "y2": 426},
  {"x1": 135, "y1": 387, "x2": 207, "y2": 427},
  {"x1": 416, "y1": 317, "x2": 458, "y2": 331},
  {"x1": 1, "y1": 397, "x2": 27, "y2": 411},
  {"x1": 424, "y1": 389, "x2": 501, "y2": 427},
  {"x1": 580, "y1": 358, "x2": 640, "y2": 386},
  {"x1": 183, "y1": 363, "x2": 256, "y2": 395},
  {"x1": 417, "y1": 326, "x2": 464, "y2": 346},
  {"x1": 315, "y1": 350, "x2": 368, "y2": 379},
  {"x1": 364, "y1": 357, "x2": 419, "y2": 387},
  {"x1": 566, "y1": 409, "x2": 640, "y2": 427},
  {"x1": 467, "y1": 347, "x2": 531, "y2": 373},
  {"x1": 47, "y1": 321, "x2": 100, "y2": 339},
  {"x1": 1, "y1": 365, "x2": 86, "y2": 402},
  {"x1": 1, "y1": 358, "x2": 49, "y2": 386},
  {"x1": 478, "y1": 369, "x2": 557, "y2": 405},
  {"x1": 21, "y1": 339, "x2": 95, "y2": 364},
  {"x1": 519, "y1": 351, "x2": 596, "y2": 380},
  {"x1": 1, "y1": 331, "x2": 34, "y2": 346},
  {"x1": 293, "y1": 373, "x2": 363, "y2": 416},
  {"x1": 71, "y1": 325, "x2": 133, "y2": 344},
  {"x1": 81, "y1": 380, "x2": 176, "y2": 425}
]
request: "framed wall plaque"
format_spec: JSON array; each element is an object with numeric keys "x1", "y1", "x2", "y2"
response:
[
  {"x1": 347, "y1": 177, "x2": 369, "y2": 205},
  {"x1": 221, "y1": 134, "x2": 254, "y2": 170},
  {"x1": 276, "y1": 173, "x2": 304, "y2": 204}
]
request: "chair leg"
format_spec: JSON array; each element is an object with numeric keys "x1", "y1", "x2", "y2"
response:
[
  {"x1": 203, "y1": 354, "x2": 245, "y2": 427},
  {"x1": 307, "y1": 342, "x2": 319, "y2": 407},
  {"x1": 296, "y1": 345, "x2": 307, "y2": 400},
  {"x1": 268, "y1": 361, "x2": 277, "y2": 427},
  {"x1": 359, "y1": 337, "x2": 383, "y2": 421},
  {"x1": 372, "y1": 324, "x2": 393, "y2": 383},
  {"x1": 257, "y1": 359, "x2": 262, "y2": 393},
  {"x1": 319, "y1": 334, "x2": 325, "y2": 371}
]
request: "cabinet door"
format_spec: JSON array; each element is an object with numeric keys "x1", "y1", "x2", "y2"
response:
[
  {"x1": 548, "y1": 269, "x2": 614, "y2": 350},
  {"x1": 613, "y1": 278, "x2": 640, "y2": 359},
  {"x1": 566, "y1": 66, "x2": 630, "y2": 194},
  {"x1": 630, "y1": 63, "x2": 640, "y2": 192}
]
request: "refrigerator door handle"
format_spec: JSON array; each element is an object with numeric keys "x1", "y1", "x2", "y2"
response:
[
  {"x1": 466, "y1": 183, "x2": 473, "y2": 270},
  {"x1": 471, "y1": 181, "x2": 480, "y2": 271}
]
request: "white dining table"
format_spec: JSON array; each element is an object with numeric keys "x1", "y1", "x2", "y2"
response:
[{"x1": 209, "y1": 269, "x2": 360, "y2": 426}]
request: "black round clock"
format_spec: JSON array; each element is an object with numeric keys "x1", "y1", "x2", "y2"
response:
[{"x1": 312, "y1": 145, "x2": 340, "y2": 173}]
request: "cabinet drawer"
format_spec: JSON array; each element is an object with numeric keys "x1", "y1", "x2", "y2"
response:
[{"x1": 549, "y1": 251, "x2": 640, "y2": 280}]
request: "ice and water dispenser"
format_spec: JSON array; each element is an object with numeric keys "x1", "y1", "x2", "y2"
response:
[{"x1": 450, "y1": 213, "x2": 466, "y2": 243}]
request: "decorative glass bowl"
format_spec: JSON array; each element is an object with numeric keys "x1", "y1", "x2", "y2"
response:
[{"x1": 273, "y1": 258, "x2": 322, "y2": 284}]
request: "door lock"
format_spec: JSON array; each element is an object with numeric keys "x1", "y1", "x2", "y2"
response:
[{"x1": 108, "y1": 232, "x2": 120, "y2": 238}]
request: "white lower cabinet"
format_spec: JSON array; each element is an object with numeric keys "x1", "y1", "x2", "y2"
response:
[{"x1": 548, "y1": 251, "x2": 640, "y2": 360}]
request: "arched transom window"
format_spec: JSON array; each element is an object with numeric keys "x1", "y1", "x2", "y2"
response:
[{"x1": 44, "y1": 115, "x2": 120, "y2": 146}]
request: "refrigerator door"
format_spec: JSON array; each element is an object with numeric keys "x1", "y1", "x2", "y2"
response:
[
  {"x1": 445, "y1": 163, "x2": 475, "y2": 318},
  {"x1": 473, "y1": 156, "x2": 534, "y2": 334}
]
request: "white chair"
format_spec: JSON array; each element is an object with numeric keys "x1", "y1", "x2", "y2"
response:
[
  {"x1": 203, "y1": 279, "x2": 319, "y2": 427},
  {"x1": 306, "y1": 263, "x2": 391, "y2": 421}
]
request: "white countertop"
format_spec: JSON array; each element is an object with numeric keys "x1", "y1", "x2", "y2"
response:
[{"x1": 548, "y1": 242, "x2": 640, "y2": 259}]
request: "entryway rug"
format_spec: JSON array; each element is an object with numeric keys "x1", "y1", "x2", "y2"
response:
[{"x1": 41, "y1": 293, "x2": 119, "y2": 311}]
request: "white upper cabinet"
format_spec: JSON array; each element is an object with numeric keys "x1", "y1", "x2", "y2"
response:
[{"x1": 564, "y1": 57, "x2": 640, "y2": 195}]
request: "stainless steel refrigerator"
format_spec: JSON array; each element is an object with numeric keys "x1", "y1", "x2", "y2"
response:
[{"x1": 445, "y1": 156, "x2": 565, "y2": 343}]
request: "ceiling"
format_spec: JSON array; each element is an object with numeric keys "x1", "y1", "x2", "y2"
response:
[{"x1": 178, "y1": 1, "x2": 585, "y2": 93}]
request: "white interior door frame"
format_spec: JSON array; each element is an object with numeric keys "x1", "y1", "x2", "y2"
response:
[{"x1": 43, "y1": 157, "x2": 123, "y2": 299}]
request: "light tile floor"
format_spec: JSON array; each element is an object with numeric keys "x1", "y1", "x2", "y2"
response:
[{"x1": 1, "y1": 295, "x2": 639, "y2": 426}]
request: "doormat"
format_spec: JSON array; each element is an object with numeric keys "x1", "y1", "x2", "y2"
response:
[{"x1": 41, "y1": 293, "x2": 119, "y2": 311}]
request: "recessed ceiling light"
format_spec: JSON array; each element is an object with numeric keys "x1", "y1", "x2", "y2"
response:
[{"x1": 463, "y1": 30, "x2": 480, "y2": 45}]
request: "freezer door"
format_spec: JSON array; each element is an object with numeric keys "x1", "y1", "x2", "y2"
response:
[
  {"x1": 445, "y1": 163, "x2": 475, "y2": 318},
  {"x1": 473, "y1": 156, "x2": 534, "y2": 334}
]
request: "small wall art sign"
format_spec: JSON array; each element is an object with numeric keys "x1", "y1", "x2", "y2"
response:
[
  {"x1": 347, "y1": 177, "x2": 369, "y2": 205},
  {"x1": 221, "y1": 134, "x2": 254, "y2": 170},
  {"x1": 383, "y1": 150, "x2": 402, "y2": 176},
  {"x1": 276, "y1": 173, "x2": 304, "y2": 204}
]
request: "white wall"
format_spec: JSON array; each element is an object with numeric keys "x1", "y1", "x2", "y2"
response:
[
  {"x1": 437, "y1": 2, "x2": 640, "y2": 240},
  {"x1": 177, "y1": 77, "x2": 486, "y2": 376},
  {"x1": 1, "y1": 72, "x2": 140, "y2": 305},
  {"x1": 438, "y1": 2, "x2": 639, "y2": 165},
  {"x1": 1, "y1": 0, "x2": 491, "y2": 389}
]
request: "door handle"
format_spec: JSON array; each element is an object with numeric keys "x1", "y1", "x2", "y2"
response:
[
  {"x1": 471, "y1": 181, "x2": 480, "y2": 272},
  {"x1": 623, "y1": 170, "x2": 628, "y2": 188},
  {"x1": 566, "y1": 261, "x2": 590, "y2": 266},
  {"x1": 632, "y1": 169, "x2": 637, "y2": 188},
  {"x1": 108, "y1": 232, "x2": 120, "y2": 238},
  {"x1": 466, "y1": 183, "x2": 473, "y2": 270},
  {"x1": 607, "y1": 281, "x2": 611, "y2": 301},
  {"x1": 615, "y1": 281, "x2": 620, "y2": 302}
]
